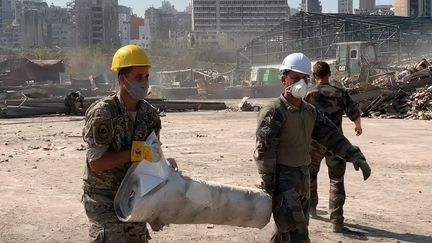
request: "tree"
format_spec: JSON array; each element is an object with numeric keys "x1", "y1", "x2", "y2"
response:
[{"x1": 160, "y1": 0, "x2": 177, "y2": 15}]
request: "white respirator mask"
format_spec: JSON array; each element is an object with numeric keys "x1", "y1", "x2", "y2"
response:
[{"x1": 285, "y1": 79, "x2": 308, "y2": 99}]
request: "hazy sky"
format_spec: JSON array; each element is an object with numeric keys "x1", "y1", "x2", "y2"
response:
[{"x1": 49, "y1": 0, "x2": 393, "y2": 18}]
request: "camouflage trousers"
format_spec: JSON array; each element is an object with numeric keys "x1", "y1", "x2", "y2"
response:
[
  {"x1": 309, "y1": 148, "x2": 346, "y2": 225},
  {"x1": 83, "y1": 189, "x2": 150, "y2": 243},
  {"x1": 271, "y1": 165, "x2": 310, "y2": 243}
]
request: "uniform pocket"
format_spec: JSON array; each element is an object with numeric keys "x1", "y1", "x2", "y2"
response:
[{"x1": 273, "y1": 189, "x2": 308, "y2": 232}]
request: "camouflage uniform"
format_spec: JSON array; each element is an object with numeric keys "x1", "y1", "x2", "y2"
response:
[
  {"x1": 254, "y1": 94, "x2": 365, "y2": 243},
  {"x1": 82, "y1": 93, "x2": 161, "y2": 243},
  {"x1": 305, "y1": 84, "x2": 360, "y2": 226}
]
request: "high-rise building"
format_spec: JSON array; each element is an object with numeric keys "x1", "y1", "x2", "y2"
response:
[
  {"x1": 1, "y1": 0, "x2": 15, "y2": 26},
  {"x1": 395, "y1": 0, "x2": 432, "y2": 17},
  {"x1": 359, "y1": 0, "x2": 376, "y2": 12},
  {"x1": 118, "y1": 5, "x2": 132, "y2": 46},
  {"x1": 192, "y1": 0, "x2": 288, "y2": 48},
  {"x1": 338, "y1": 0, "x2": 353, "y2": 14},
  {"x1": 300, "y1": 0, "x2": 322, "y2": 13},
  {"x1": 71, "y1": 0, "x2": 119, "y2": 47},
  {"x1": 129, "y1": 15, "x2": 151, "y2": 49},
  {"x1": 145, "y1": 7, "x2": 191, "y2": 46},
  {"x1": 46, "y1": 6, "x2": 71, "y2": 48},
  {"x1": 18, "y1": 1, "x2": 49, "y2": 48}
]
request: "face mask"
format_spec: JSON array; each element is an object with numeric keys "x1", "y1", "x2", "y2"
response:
[
  {"x1": 285, "y1": 79, "x2": 308, "y2": 99},
  {"x1": 125, "y1": 78, "x2": 149, "y2": 100}
]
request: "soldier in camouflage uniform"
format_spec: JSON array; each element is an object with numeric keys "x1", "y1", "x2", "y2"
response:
[
  {"x1": 254, "y1": 53, "x2": 371, "y2": 243},
  {"x1": 305, "y1": 61, "x2": 363, "y2": 233},
  {"x1": 64, "y1": 91, "x2": 80, "y2": 115},
  {"x1": 82, "y1": 45, "x2": 161, "y2": 242}
]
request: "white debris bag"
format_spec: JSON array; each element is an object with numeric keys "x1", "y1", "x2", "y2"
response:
[{"x1": 114, "y1": 132, "x2": 272, "y2": 231}]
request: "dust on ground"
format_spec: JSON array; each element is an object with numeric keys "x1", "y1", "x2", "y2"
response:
[{"x1": 0, "y1": 110, "x2": 431, "y2": 242}]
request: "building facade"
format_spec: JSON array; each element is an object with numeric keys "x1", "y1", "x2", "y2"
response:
[
  {"x1": 359, "y1": 0, "x2": 376, "y2": 12},
  {"x1": 71, "y1": 0, "x2": 119, "y2": 47},
  {"x1": 145, "y1": 7, "x2": 191, "y2": 47},
  {"x1": 395, "y1": 0, "x2": 432, "y2": 17},
  {"x1": 18, "y1": 1, "x2": 49, "y2": 48},
  {"x1": 338, "y1": 0, "x2": 353, "y2": 14},
  {"x1": 118, "y1": 5, "x2": 132, "y2": 46},
  {"x1": 46, "y1": 6, "x2": 70, "y2": 48},
  {"x1": 300, "y1": 0, "x2": 322, "y2": 13},
  {"x1": 129, "y1": 14, "x2": 151, "y2": 49},
  {"x1": 191, "y1": 0, "x2": 288, "y2": 48},
  {"x1": 1, "y1": 0, "x2": 15, "y2": 30},
  {"x1": 145, "y1": 7, "x2": 164, "y2": 43}
]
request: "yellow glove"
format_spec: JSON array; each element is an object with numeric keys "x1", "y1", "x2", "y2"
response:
[{"x1": 131, "y1": 141, "x2": 161, "y2": 163}]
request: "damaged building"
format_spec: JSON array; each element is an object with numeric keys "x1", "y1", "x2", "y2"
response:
[
  {"x1": 0, "y1": 58, "x2": 65, "y2": 86},
  {"x1": 191, "y1": 0, "x2": 289, "y2": 49},
  {"x1": 395, "y1": 0, "x2": 432, "y2": 17},
  {"x1": 0, "y1": 1, "x2": 70, "y2": 48},
  {"x1": 300, "y1": 0, "x2": 322, "y2": 13},
  {"x1": 69, "y1": 0, "x2": 119, "y2": 47}
]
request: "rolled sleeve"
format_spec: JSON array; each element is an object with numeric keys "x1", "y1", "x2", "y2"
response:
[{"x1": 344, "y1": 91, "x2": 361, "y2": 121}]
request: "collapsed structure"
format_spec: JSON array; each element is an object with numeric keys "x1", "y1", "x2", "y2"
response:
[
  {"x1": 235, "y1": 12, "x2": 432, "y2": 120},
  {"x1": 238, "y1": 12, "x2": 432, "y2": 67}
]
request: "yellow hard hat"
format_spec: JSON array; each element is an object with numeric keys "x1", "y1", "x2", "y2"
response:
[{"x1": 111, "y1": 45, "x2": 151, "y2": 71}]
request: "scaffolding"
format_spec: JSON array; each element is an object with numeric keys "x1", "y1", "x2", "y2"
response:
[{"x1": 237, "y1": 12, "x2": 432, "y2": 67}]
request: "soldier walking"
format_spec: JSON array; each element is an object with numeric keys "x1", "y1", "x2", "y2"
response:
[
  {"x1": 254, "y1": 53, "x2": 371, "y2": 242},
  {"x1": 305, "y1": 61, "x2": 363, "y2": 233}
]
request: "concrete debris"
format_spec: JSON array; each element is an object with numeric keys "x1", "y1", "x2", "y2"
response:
[
  {"x1": 238, "y1": 97, "x2": 261, "y2": 112},
  {"x1": 76, "y1": 144, "x2": 86, "y2": 151},
  {"x1": 362, "y1": 85, "x2": 432, "y2": 120},
  {"x1": 336, "y1": 57, "x2": 432, "y2": 120},
  {"x1": 339, "y1": 58, "x2": 432, "y2": 91}
]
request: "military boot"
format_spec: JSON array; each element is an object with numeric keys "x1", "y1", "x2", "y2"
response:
[{"x1": 332, "y1": 222, "x2": 345, "y2": 233}]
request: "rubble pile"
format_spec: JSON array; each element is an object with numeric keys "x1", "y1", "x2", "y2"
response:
[
  {"x1": 364, "y1": 85, "x2": 432, "y2": 120},
  {"x1": 370, "y1": 74, "x2": 397, "y2": 88},
  {"x1": 408, "y1": 85, "x2": 432, "y2": 120},
  {"x1": 333, "y1": 57, "x2": 432, "y2": 120},
  {"x1": 237, "y1": 97, "x2": 261, "y2": 112}
]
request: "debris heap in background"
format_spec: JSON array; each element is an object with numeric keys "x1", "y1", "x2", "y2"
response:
[
  {"x1": 238, "y1": 97, "x2": 261, "y2": 112},
  {"x1": 335, "y1": 56, "x2": 432, "y2": 120},
  {"x1": 408, "y1": 85, "x2": 432, "y2": 120},
  {"x1": 362, "y1": 85, "x2": 432, "y2": 120}
]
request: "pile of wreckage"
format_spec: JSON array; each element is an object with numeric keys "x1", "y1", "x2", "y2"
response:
[
  {"x1": 343, "y1": 57, "x2": 432, "y2": 120},
  {"x1": 0, "y1": 59, "x2": 228, "y2": 118}
]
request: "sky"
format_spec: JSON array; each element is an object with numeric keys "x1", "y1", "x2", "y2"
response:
[{"x1": 49, "y1": 0, "x2": 393, "y2": 18}]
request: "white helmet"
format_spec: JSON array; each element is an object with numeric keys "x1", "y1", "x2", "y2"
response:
[{"x1": 280, "y1": 53, "x2": 311, "y2": 76}]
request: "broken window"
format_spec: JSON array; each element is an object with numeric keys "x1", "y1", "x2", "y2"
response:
[{"x1": 350, "y1": 49, "x2": 358, "y2": 59}]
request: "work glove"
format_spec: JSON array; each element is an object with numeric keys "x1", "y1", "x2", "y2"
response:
[
  {"x1": 353, "y1": 159, "x2": 371, "y2": 181},
  {"x1": 130, "y1": 140, "x2": 161, "y2": 163}
]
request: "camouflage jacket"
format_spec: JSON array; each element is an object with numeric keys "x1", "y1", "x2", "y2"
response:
[
  {"x1": 82, "y1": 93, "x2": 161, "y2": 194},
  {"x1": 305, "y1": 84, "x2": 360, "y2": 131},
  {"x1": 254, "y1": 95, "x2": 365, "y2": 184}
]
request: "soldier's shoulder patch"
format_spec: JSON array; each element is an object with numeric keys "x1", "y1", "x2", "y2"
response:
[
  {"x1": 91, "y1": 117, "x2": 114, "y2": 146},
  {"x1": 84, "y1": 101, "x2": 115, "y2": 146}
]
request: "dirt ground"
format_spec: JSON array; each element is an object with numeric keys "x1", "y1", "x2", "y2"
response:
[{"x1": 0, "y1": 108, "x2": 431, "y2": 243}]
